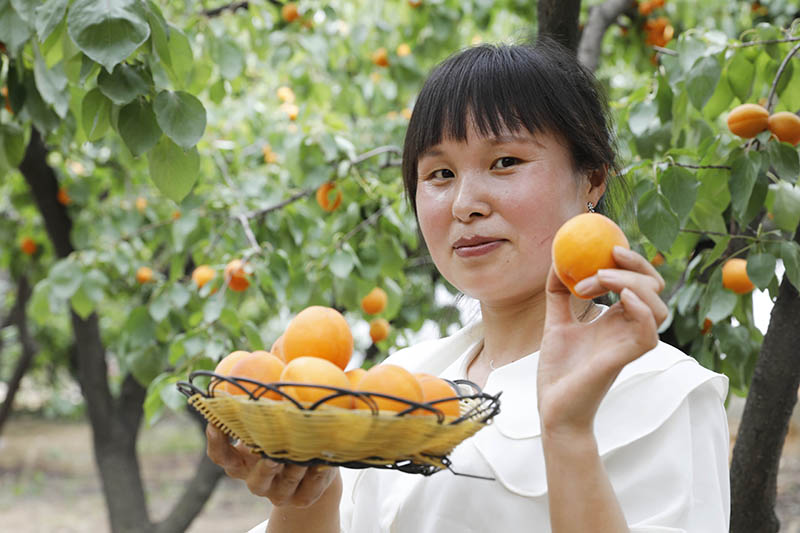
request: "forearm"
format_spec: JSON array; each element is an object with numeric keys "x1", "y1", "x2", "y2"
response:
[
  {"x1": 541, "y1": 429, "x2": 629, "y2": 533},
  {"x1": 266, "y1": 472, "x2": 342, "y2": 533}
]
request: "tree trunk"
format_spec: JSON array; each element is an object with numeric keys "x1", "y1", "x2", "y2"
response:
[
  {"x1": 537, "y1": 0, "x2": 582, "y2": 52},
  {"x1": 19, "y1": 127, "x2": 224, "y2": 533},
  {"x1": 730, "y1": 229, "x2": 800, "y2": 533},
  {"x1": 0, "y1": 276, "x2": 36, "y2": 436}
]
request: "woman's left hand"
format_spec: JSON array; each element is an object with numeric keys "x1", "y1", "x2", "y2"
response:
[{"x1": 537, "y1": 245, "x2": 668, "y2": 437}]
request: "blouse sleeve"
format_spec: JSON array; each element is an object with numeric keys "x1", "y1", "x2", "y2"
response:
[{"x1": 608, "y1": 380, "x2": 730, "y2": 532}]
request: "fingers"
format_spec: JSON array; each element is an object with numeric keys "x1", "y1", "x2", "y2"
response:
[
  {"x1": 206, "y1": 425, "x2": 247, "y2": 478},
  {"x1": 618, "y1": 287, "x2": 659, "y2": 351},
  {"x1": 612, "y1": 246, "x2": 665, "y2": 291},
  {"x1": 290, "y1": 465, "x2": 336, "y2": 508},
  {"x1": 545, "y1": 264, "x2": 575, "y2": 326},
  {"x1": 572, "y1": 247, "x2": 668, "y2": 327},
  {"x1": 266, "y1": 464, "x2": 309, "y2": 506}
]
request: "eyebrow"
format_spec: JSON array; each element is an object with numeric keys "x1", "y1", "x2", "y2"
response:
[{"x1": 418, "y1": 134, "x2": 543, "y2": 161}]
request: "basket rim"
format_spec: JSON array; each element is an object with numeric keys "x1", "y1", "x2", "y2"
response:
[{"x1": 178, "y1": 370, "x2": 502, "y2": 426}]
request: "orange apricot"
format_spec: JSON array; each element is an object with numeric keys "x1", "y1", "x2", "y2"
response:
[
  {"x1": 414, "y1": 373, "x2": 460, "y2": 417},
  {"x1": 191, "y1": 265, "x2": 216, "y2": 289},
  {"x1": 767, "y1": 111, "x2": 800, "y2": 146},
  {"x1": 551, "y1": 213, "x2": 630, "y2": 298},
  {"x1": 315, "y1": 182, "x2": 342, "y2": 212},
  {"x1": 20, "y1": 237, "x2": 37, "y2": 256},
  {"x1": 225, "y1": 351, "x2": 285, "y2": 399},
  {"x1": 355, "y1": 364, "x2": 423, "y2": 414},
  {"x1": 361, "y1": 287, "x2": 388, "y2": 315},
  {"x1": 727, "y1": 103, "x2": 769, "y2": 139},
  {"x1": 369, "y1": 318, "x2": 390, "y2": 344},
  {"x1": 721, "y1": 258, "x2": 755, "y2": 294},
  {"x1": 136, "y1": 266, "x2": 154, "y2": 284},
  {"x1": 283, "y1": 306, "x2": 353, "y2": 370},
  {"x1": 224, "y1": 259, "x2": 250, "y2": 292},
  {"x1": 279, "y1": 356, "x2": 352, "y2": 408}
]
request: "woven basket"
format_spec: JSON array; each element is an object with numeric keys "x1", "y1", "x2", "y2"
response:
[{"x1": 177, "y1": 370, "x2": 501, "y2": 475}]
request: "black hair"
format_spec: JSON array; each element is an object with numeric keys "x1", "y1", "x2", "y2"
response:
[{"x1": 401, "y1": 38, "x2": 622, "y2": 218}]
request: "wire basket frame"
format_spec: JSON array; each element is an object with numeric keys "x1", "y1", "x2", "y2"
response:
[{"x1": 177, "y1": 370, "x2": 501, "y2": 476}]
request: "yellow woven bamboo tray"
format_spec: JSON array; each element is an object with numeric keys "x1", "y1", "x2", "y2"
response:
[{"x1": 177, "y1": 370, "x2": 501, "y2": 476}]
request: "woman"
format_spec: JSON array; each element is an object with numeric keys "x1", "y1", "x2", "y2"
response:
[{"x1": 207, "y1": 39, "x2": 730, "y2": 532}]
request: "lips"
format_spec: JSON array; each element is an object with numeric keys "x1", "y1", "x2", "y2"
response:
[{"x1": 452, "y1": 235, "x2": 505, "y2": 249}]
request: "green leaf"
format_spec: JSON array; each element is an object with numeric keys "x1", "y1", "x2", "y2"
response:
[
  {"x1": 330, "y1": 248, "x2": 355, "y2": 278},
  {"x1": 35, "y1": 0, "x2": 69, "y2": 42},
  {"x1": 167, "y1": 283, "x2": 190, "y2": 308},
  {"x1": 70, "y1": 286, "x2": 95, "y2": 319},
  {"x1": 729, "y1": 152, "x2": 761, "y2": 220},
  {"x1": 164, "y1": 25, "x2": 193, "y2": 87},
  {"x1": 686, "y1": 56, "x2": 721, "y2": 111},
  {"x1": 145, "y1": 2, "x2": 170, "y2": 66},
  {"x1": 780, "y1": 241, "x2": 800, "y2": 291},
  {"x1": 153, "y1": 90, "x2": 206, "y2": 149},
  {"x1": 203, "y1": 291, "x2": 224, "y2": 323},
  {"x1": 628, "y1": 100, "x2": 658, "y2": 136},
  {"x1": 50, "y1": 258, "x2": 84, "y2": 299},
  {"x1": 23, "y1": 73, "x2": 60, "y2": 133},
  {"x1": 637, "y1": 190, "x2": 680, "y2": 251},
  {"x1": 81, "y1": 88, "x2": 112, "y2": 141},
  {"x1": 147, "y1": 136, "x2": 199, "y2": 202},
  {"x1": 700, "y1": 269, "x2": 738, "y2": 322},
  {"x1": 118, "y1": 98, "x2": 161, "y2": 156},
  {"x1": 767, "y1": 141, "x2": 800, "y2": 182},
  {"x1": 213, "y1": 37, "x2": 245, "y2": 80},
  {"x1": 97, "y1": 63, "x2": 151, "y2": 105},
  {"x1": 2, "y1": 124, "x2": 25, "y2": 167},
  {"x1": 242, "y1": 321, "x2": 265, "y2": 350},
  {"x1": 772, "y1": 182, "x2": 800, "y2": 234},
  {"x1": 33, "y1": 48, "x2": 69, "y2": 117},
  {"x1": 726, "y1": 53, "x2": 755, "y2": 102},
  {"x1": 124, "y1": 307, "x2": 156, "y2": 346},
  {"x1": 660, "y1": 166, "x2": 699, "y2": 223},
  {"x1": 149, "y1": 290, "x2": 171, "y2": 322},
  {"x1": 746, "y1": 253, "x2": 776, "y2": 289},
  {"x1": 66, "y1": 0, "x2": 150, "y2": 73},
  {"x1": 655, "y1": 75, "x2": 673, "y2": 123},
  {"x1": 0, "y1": 0, "x2": 33, "y2": 52}
]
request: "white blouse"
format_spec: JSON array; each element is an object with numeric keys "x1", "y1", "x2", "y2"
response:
[{"x1": 248, "y1": 320, "x2": 730, "y2": 533}]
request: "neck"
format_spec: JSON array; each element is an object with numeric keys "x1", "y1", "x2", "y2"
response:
[{"x1": 476, "y1": 294, "x2": 595, "y2": 368}]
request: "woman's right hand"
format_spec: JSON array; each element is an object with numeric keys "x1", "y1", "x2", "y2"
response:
[{"x1": 206, "y1": 424, "x2": 340, "y2": 508}]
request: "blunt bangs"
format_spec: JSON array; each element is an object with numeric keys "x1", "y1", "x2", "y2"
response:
[{"x1": 402, "y1": 39, "x2": 618, "y2": 217}]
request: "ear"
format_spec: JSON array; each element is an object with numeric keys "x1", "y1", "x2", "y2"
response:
[{"x1": 586, "y1": 166, "x2": 607, "y2": 205}]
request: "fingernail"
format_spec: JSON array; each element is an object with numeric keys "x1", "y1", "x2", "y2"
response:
[
  {"x1": 574, "y1": 277, "x2": 595, "y2": 295},
  {"x1": 613, "y1": 245, "x2": 632, "y2": 256}
]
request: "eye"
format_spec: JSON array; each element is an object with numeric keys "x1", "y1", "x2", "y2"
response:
[
  {"x1": 430, "y1": 168, "x2": 455, "y2": 180},
  {"x1": 492, "y1": 157, "x2": 520, "y2": 170}
]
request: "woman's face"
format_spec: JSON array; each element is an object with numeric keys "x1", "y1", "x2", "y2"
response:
[{"x1": 415, "y1": 123, "x2": 599, "y2": 306}]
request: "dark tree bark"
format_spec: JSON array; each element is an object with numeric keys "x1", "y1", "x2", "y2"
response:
[
  {"x1": 537, "y1": 0, "x2": 582, "y2": 52},
  {"x1": 730, "y1": 228, "x2": 800, "y2": 533},
  {"x1": 0, "y1": 276, "x2": 36, "y2": 436},
  {"x1": 19, "y1": 128, "x2": 224, "y2": 533}
]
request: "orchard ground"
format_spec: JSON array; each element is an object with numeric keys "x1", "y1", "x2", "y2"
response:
[{"x1": 2, "y1": 399, "x2": 800, "y2": 532}]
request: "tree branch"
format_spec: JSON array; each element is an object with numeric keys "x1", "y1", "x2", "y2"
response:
[
  {"x1": 766, "y1": 41, "x2": 800, "y2": 113},
  {"x1": 154, "y1": 453, "x2": 226, "y2": 533},
  {"x1": 202, "y1": 1, "x2": 249, "y2": 17},
  {"x1": 0, "y1": 276, "x2": 36, "y2": 437},
  {"x1": 577, "y1": 0, "x2": 635, "y2": 71}
]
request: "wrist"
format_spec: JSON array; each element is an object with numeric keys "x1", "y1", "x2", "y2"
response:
[{"x1": 541, "y1": 425, "x2": 598, "y2": 454}]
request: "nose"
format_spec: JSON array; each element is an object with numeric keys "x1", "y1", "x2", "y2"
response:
[{"x1": 451, "y1": 170, "x2": 491, "y2": 222}]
